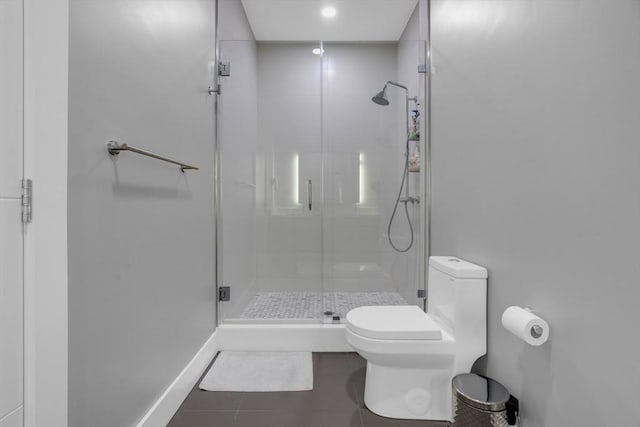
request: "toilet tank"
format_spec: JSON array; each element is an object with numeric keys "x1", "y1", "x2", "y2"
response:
[{"x1": 427, "y1": 257, "x2": 487, "y2": 344}]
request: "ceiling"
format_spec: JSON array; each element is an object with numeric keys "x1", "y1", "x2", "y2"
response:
[{"x1": 240, "y1": 0, "x2": 418, "y2": 41}]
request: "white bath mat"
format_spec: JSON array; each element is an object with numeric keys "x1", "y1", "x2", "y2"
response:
[{"x1": 199, "y1": 351, "x2": 313, "y2": 392}]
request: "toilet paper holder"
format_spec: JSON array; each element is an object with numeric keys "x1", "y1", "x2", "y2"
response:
[
  {"x1": 502, "y1": 306, "x2": 549, "y2": 346},
  {"x1": 530, "y1": 324, "x2": 543, "y2": 338},
  {"x1": 523, "y1": 308, "x2": 543, "y2": 338}
]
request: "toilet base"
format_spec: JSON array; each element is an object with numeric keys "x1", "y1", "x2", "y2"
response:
[{"x1": 363, "y1": 361, "x2": 452, "y2": 421}]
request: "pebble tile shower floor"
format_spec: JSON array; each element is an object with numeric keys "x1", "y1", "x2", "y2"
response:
[
  {"x1": 239, "y1": 292, "x2": 408, "y2": 319},
  {"x1": 168, "y1": 352, "x2": 450, "y2": 427}
]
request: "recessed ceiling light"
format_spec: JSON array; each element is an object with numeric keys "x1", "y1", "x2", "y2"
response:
[
  {"x1": 321, "y1": 6, "x2": 337, "y2": 18},
  {"x1": 312, "y1": 48, "x2": 324, "y2": 55}
]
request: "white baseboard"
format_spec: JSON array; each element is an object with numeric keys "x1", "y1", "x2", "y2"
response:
[
  {"x1": 134, "y1": 324, "x2": 351, "y2": 427},
  {"x1": 217, "y1": 323, "x2": 352, "y2": 352},
  {"x1": 135, "y1": 331, "x2": 218, "y2": 427}
]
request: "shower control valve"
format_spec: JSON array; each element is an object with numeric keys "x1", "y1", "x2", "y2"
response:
[{"x1": 400, "y1": 196, "x2": 420, "y2": 204}]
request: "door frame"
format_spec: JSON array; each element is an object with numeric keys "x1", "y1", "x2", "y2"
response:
[{"x1": 23, "y1": 0, "x2": 69, "y2": 426}]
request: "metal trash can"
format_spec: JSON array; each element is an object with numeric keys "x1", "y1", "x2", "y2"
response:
[{"x1": 452, "y1": 374, "x2": 518, "y2": 427}]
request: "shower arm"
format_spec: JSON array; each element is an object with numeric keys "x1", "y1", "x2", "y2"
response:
[{"x1": 385, "y1": 81, "x2": 418, "y2": 103}]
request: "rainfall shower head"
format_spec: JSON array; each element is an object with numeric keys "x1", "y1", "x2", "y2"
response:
[
  {"x1": 371, "y1": 85, "x2": 389, "y2": 106},
  {"x1": 371, "y1": 81, "x2": 411, "y2": 106}
]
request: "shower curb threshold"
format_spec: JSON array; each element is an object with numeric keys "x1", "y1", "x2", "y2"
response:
[{"x1": 216, "y1": 323, "x2": 351, "y2": 352}]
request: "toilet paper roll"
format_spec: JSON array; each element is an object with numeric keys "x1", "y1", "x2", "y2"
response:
[{"x1": 501, "y1": 306, "x2": 549, "y2": 346}]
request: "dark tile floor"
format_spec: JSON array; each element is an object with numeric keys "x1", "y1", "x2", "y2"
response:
[{"x1": 168, "y1": 352, "x2": 450, "y2": 427}]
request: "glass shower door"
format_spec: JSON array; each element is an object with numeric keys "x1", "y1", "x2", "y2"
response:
[
  {"x1": 251, "y1": 42, "x2": 325, "y2": 321},
  {"x1": 320, "y1": 42, "x2": 425, "y2": 320},
  {"x1": 217, "y1": 38, "x2": 326, "y2": 322},
  {"x1": 216, "y1": 0, "x2": 428, "y2": 324}
]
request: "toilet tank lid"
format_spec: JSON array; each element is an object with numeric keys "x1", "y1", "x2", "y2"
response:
[{"x1": 429, "y1": 256, "x2": 488, "y2": 279}]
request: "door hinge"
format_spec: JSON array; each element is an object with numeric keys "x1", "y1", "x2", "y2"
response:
[
  {"x1": 21, "y1": 179, "x2": 32, "y2": 224},
  {"x1": 218, "y1": 61, "x2": 231, "y2": 76},
  {"x1": 417, "y1": 289, "x2": 426, "y2": 299},
  {"x1": 218, "y1": 286, "x2": 230, "y2": 302}
]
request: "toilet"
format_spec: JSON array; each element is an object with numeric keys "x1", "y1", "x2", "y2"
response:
[{"x1": 345, "y1": 256, "x2": 487, "y2": 421}]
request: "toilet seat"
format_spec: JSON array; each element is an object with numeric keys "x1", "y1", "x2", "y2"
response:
[{"x1": 345, "y1": 305, "x2": 442, "y2": 340}]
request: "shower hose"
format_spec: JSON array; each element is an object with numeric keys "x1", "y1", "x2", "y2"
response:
[{"x1": 387, "y1": 142, "x2": 414, "y2": 253}]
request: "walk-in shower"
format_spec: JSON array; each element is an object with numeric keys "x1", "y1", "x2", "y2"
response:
[
  {"x1": 372, "y1": 81, "x2": 420, "y2": 253},
  {"x1": 215, "y1": 0, "x2": 427, "y2": 327}
]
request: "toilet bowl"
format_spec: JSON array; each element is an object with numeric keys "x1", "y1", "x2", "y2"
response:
[{"x1": 345, "y1": 256, "x2": 487, "y2": 421}]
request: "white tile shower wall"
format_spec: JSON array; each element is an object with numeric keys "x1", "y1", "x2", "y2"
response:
[
  {"x1": 383, "y1": 4, "x2": 422, "y2": 305},
  {"x1": 430, "y1": 1, "x2": 640, "y2": 426},
  {"x1": 257, "y1": 43, "x2": 323, "y2": 293},
  {"x1": 218, "y1": 0, "x2": 259, "y2": 319},
  {"x1": 256, "y1": 42, "x2": 405, "y2": 296},
  {"x1": 321, "y1": 43, "x2": 400, "y2": 295},
  {"x1": 218, "y1": 0, "x2": 255, "y2": 41}
]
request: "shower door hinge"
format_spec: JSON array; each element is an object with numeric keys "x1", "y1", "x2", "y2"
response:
[
  {"x1": 218, "y1": 61, "x2": 230, "y2": 76},
  {"x1": 218, "y1": 286, "x2": 230, "y2": 302},
  {"x1": 417, "y1": 289, "x2": 426, "y2": 299},
  {"x1": 418, "y1": 64, "x2": 428, "y2": 74},
  {"x1": 21, "y1": 179, "x2": 33, "y2": 224}
]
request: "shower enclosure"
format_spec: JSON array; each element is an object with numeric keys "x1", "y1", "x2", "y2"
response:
[{"x1": 215, "y1": 0, "x2": 428, "y2": 325}]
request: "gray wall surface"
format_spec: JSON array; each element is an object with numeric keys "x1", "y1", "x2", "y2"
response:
[
  {"x1": 430, "y1": 1, "x2": 640, "y2": 426},
  {"x1": 68, "y1": 1, "x2": 216, "y2": 426}
]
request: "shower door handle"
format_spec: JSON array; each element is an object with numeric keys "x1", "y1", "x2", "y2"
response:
[{"x1": 307, "y1": 180, "x2": 312, "y2": 211}]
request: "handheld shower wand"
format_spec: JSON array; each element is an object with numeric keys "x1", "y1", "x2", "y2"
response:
[{"x1": 372, "y1": 81, "x2": 419, "y2": 253}]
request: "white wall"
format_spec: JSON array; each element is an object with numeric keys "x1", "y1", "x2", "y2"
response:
[
  {"x1": 67, "y1": 1, "x2": 216, "y2": 426},
  {"x1": 430, "y1": 1, "x2": 640, "y2": 425}
]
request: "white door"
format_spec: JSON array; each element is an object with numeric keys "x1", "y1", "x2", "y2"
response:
[{"x1": 0, "y1": 0, "x2": 24, "y2": 426}]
